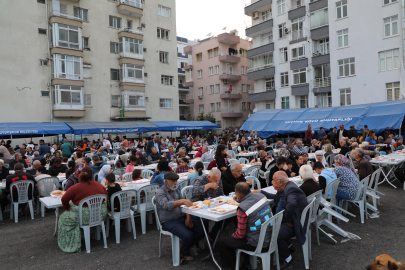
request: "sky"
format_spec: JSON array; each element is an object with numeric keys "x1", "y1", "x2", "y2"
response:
[{"x1": 176, "y1": 0, "x2": 251, "y2": 41}]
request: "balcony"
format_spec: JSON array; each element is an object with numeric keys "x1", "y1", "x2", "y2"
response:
[
  {"x1": 178, "y1": 68, "x2": 185, "y2": 74},
  {"x1": 219, "y1": 70, "x2": 242, "y2": 81},
  {"x1": 245, "y1": 18, "x2": 273, "y2": 37},
  {"x1": 185, "y1": 93, "x2": 194, "y2": 104},
  {"x1": 309, "y1": 0, "x2": 328, "y2": 12},
  {"x1": 245, "y1": 0, "x2": 272, "y2": 16},
  {"x1": 178, "y1": 84, "x2": 189, "y2": 90},
  {"x1": 180, "y1": 115, "x2": 187, "y2": 121},
  {"x1": 184, "y1": 65, "x2": 193, "y2": 70},
  {"x1": 312, "y1": 77, "x2": 331, "y2": 94},
  {"x1": 247, "y1": 64, "x2": 275, "y2": 80},
  {"x1": 53, "y1": 109, "x2": 85, "y2": 118},
  {"x1": 118, "y1": 27, "x2": 143, "y2": 37},
  {"x1": 219, "y1": 54, "x2": 241, "y2": 63},
  {"x1": 184, "y1": 45, "x2": 193, "y2": 55},
  {"x1": 125, "y1": 104, "x2": 146, "y2": 111},
  {"x1": 289, "y1": 28, "x2": 307, "y2": 44},
  {"x1": 217, "y1": 33, "x2": 240, "y2": 45},
  {"x1": 220, "y1": 88, "x2": 243, "y2": 100},
  {"x1": 247, "y1": 39, "x2": 274, "y2": 58},
  {"x1": 179, "y1": 99, "x2": 189, "y2": 106},
  {"x1": 177, "y1": 52, "x2": 188, "y2": 59},
  {"x1": 311, "y1": 25, "x2": 329, "y2": 40},
  {"x1": 312, "y1": 52, "x2": 330, "y2": 66},
  {"x1": 221, "y1": 107, "x2": 243, "y2": 118},
  {"x1": 184, "y1": 81, "x2": 193, "y2": 87},
  {"x1": 248, "y1": 89, "x2": 276, "y2": 102},
  {"x1": 117, "y1": 0, "x2": 143, "y2": 18},
  {"x1": 288, "y1": 2, "x2": 306, "y2": 20},
  {"x1": 49, "y1": 10, "x2": 83, "y2": 28}
]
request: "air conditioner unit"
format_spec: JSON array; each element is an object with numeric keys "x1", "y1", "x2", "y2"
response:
[
  {"x1": 253, "y1": 12, "x2": 259, "y2": 20},
  {"x1": 223, "y1": 80, "x2": 228, "y2": 84},
  {"x1": 198, "y1": 95, "x2": 203, "y2": 99},
  {"x1": 284, "y1": 28, "x2": 290, "y2": 34}
]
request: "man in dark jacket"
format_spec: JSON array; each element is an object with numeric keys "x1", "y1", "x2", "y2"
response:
[
  {"x1": 49, "y1": 158, "x2": 68, "y2": 176},
  {"x1": 354, "y1": 149, "x2": 373, "y2": 180},
  {"x1": 221, "y1": 162, "x2": 249, "y2": 195},
  {"x1": 299, "y1": 165, "x2": 322, "y2": 197},
  {"x1": 327, "y1": 127, "x2": 337, "y2": 146},
  {"x1": 258, "y1": 171, "x2": 308, "y2": 268},
  {"x1": 8, "y1": 152, "x2": 28, "y2": 170},
  {"x1": 337, "y1": 124, "x2": 348, "y2": 142},
  {"x1": 339, "y1": 140, "x2": 351, "y2": 156},
  {"x1": 348, "y1": 126, "x2": 358, "y2": 139},
  {"x1": 38, "y1": 139, "x2": 50, "y2": 159},
  {"x1": 207, "y1": 132, "x2": 215, "y2": 145},
  {"x1": 146, "y1": 137, "x2": 161, "y2": 156},
  {"x1": 90, "y1": 155, "x2": 106, "y2": 174}
]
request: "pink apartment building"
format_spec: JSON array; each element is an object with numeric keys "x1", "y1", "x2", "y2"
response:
[{"x1": 184, "y1": 32, "x2": 255, "y2": 129}]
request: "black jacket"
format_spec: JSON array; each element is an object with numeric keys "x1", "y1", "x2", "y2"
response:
[
  {"x1": 8, "y1": 159, "x2": 28, "y2": 170},
  {"x1": 146, "y1": 140, "x2": 161, "y2": 156},
  {"x1": 49, "y1": 164, "x2": 68, "y2": 176},
  {"x1": 327, "y1": 131, "x2": 337, "y2": 145},
  {"x1": 221, "y1": 167, "x2": 247, "y2": 195},
  {"x1": 207, "y1": 134, "x2": 215, "y2": 145},
  {"x1": 299, "y1": 179, "x2": 322, "y2": 197},
  {"x1": 339, "y1": 146, "x2": 351, "y2": 156},
  {"x1": 0, "y1": 166, "x2": 10, "y2": 180}
]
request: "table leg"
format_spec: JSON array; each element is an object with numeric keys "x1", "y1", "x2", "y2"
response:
[
  {"x1": 202, "y1": 220, "x2": 225, "y2": 262},
  {"x1": 54, "y1": 207, "x2": 60, "y2": 236},
  {"x1": 199, "y1": 217, "x2": 222, "y2": 270},
  {"x1": 377, "y1": 165, "x2": 397, "y2": 188}
]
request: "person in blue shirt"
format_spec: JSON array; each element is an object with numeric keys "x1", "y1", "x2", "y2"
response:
[
  {"x1": 317, "y1": 127, "x2": 326, "y2": 141},
  {"x1": 187, "y1": 161, "x2": 206, "y2": 185},
  {"x1": 38, "y1": 139, "x2": 50, "y2": 159},
  {"x1": 150, "y1": 159, "x2": 171, "y2": 187},
  {"x1": 365, "y1": 130, "x2": 380, "y2": 151}
]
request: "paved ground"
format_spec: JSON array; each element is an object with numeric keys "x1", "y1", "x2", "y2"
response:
[{"x1": 1, "y1": 182, "x2": 405, "y2": 270}]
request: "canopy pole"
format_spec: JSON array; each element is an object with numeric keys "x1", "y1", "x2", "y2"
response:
[
  {"x1": 400, "y1": 123, "x2": 402, "y2": 137},
  {"x1": 11, "y1": 135, "x2": 12, "y2": 145}
]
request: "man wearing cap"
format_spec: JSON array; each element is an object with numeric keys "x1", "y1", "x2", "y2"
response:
[
  {"x1": 338, "y1": 125, "x2": 348, "y2": 142},
  {"x1": 155, "y1": 172, "x2": 204, "y2": 262},
  {"x1": 49, "y1": 158, "x2": 68, "y2": 176}
]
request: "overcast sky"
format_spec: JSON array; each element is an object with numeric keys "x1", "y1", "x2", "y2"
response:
[{"x1": 176, "y1": 0, "x2": 250, "y2": 41}]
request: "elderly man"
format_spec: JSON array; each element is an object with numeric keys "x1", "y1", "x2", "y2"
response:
[
  {"x1": 49, "y1": 158, "x2": 68, "y2": 176},
  {"x1": 287, "y1": 141, "x2": 296, "y2": 159},
  {"x1": 90, "y1": 155, "x2": 106, "y2": 173},
  {"x1": 94, "y1": 146, "x2": 108, "y2": 157},
  {"x1": 27, "y1": 160, "x2": 41, "y2": 175},
  {"x1": 238, "y1": 138, "x2": 248, "y2": 153},
  {"x1": 9, "y1": 152, "x2": 28, "y2": 170},
  {"x1": 146, "y1": 136, "x2": 161, "y2": 156},
  {"x1": 354, "y1": 149, "x2": 373, "y2": 180},
  {"x1": 218, "y1": 182, "x2": 273, "y2": 270},
  {"x1": 221, "y1": 162, "x2": 251, "y2": 195},
  {"x1": 200, "y1": 146, "x2": 214, "y2": 163},
  {"x1": 148, "y1": 147, "x2": 161, "y2": 164},
  {"x1": 360, "y1": 142, "x2": 379, "y2": 159},
  {"x1": 254, "y1": 171, "x2": 308, "y2": 268},
  {"x1": 32, "y1": 151, "x2": 41, "y2": 162},
  {"x1": 338, "y1": 139, "x2": 351, "y2": 156},
  {"x1": 293, "y1": 140, "x2": 306, "y2": 155},
  {"x1": 310, "y1": 139, "x2": 320, "y2": 152},
  {"x1": 102, "y1": 137, "x2": 111, "y2": 148},
  {"x1": 105, "y1": 144, "x2": 113, "y2": 154},
  {"x1": 155, "y1": 172, "x2": 204, "y2": 262},
  {"x1": 164, "y1": 146, "x2": 174, "y2": 161},
  {"x1": 299, "y1": 165, "x2": 321, "y2": 197},
  {"x1": 379, "y1": 137, "x2": 393, "y2": 154}
]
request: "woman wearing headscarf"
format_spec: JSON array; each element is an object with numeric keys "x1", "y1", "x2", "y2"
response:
[
  {"x1": 0, "y1": 145, "x2": 12, "y2": 164},
  {"x1": 314, "y1": 150, "x2": 328, "y2": 168},
  {"x1": 98, "y1": 165, "x2": 112, "y2": 186},
  {"x1": 135, "y1": 151, "x2": 147, "y2": 165},
  {"x1": 333, "y1": 154, "x2": 360, "y2": 211}
]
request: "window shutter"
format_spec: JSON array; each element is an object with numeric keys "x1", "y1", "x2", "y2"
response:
[
  {"x1": 60, "y1": 4, "x2": 67, "y2": 14},
  {"x1": 387, "y1": 89, "x2": 392, "y2": 101},
  {"x1": 394, "y1": 88, "x2": 400, "y2": 100},
  {"x1": 84, "y1": 93, "x2": 92, "y2": 106}
]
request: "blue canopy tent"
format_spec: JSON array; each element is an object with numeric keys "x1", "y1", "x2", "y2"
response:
[
  {"x1": 151, "y1": 121, "x2": 218, "y2": 131},
  {"x1": 65, "y1": 121, "x2": 160, "y2": 135},
  {"x1": 241, "y1": 100, "x2": 405, "y2": 138},
  {"x1": 0, "y1": 122, "x2": 72, "y2": 139}
]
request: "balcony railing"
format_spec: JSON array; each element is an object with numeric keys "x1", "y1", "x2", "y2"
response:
[
  {"x1": 246, "y1": 13, "x2": 272, "y2": 28},
  {"x1": 179, "y1": 99, "x2": 187, "y2": 105},
  {"x1": 313, "y1": 77, "x2": 331, "y2": 88},
  {"x1": 186, "y1": 93, "x2": 194, "y2": 100},
  {"x1": 247, "y1": 63, "x2": 274, "y2": 73},
  {"x1": 198, "y1": 94, "x2": 204, "y2": 99},
  {"x1": 120, "y1": 0, "x2": 141, "y2": 8},
  {"x1": 118, "y1": 27, "x2": 143, "y2": 35},
  {"x1": 221, "y1": 88, "x2": 241, "y2": 94},
  {"x1": 180, "y1": 115, "x2": 187, "y2": 121},
  {"x1": 178, "y1": 68, "x2": 185, "y2": 74},
  {"x1": 50, "y1": 10, "x2": 83, "y2": 21},
  {"x1": 247, "y1": 88, "x2": 275, "y2": 94},
  {"x1": 312, "y1": 47, "x2": 330, "y2": 57},
  {"x1": 290, "y1": 0, "x2": 305, "y2": 10},
  {"x1": 289, "y1": 29, "x2": 306, "y2": 41},
  {"x1": 126, "y1": 104, "x2": 145, "y2": 110},
  {"x1": 222, "y1": 107, "x2": 242, "y2": 113},
  {"x1": 221, "y1": 69, "x2": 240, "y2": 76},
  {"x1": 179, "y1": 84, "x2": 189, "y2": 90},
  {"x1": 247, "y1": 37, "x2": 273, "y2": 50}
]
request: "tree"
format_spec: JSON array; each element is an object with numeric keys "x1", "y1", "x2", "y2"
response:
[{"x1": 194, "y1": 113, "x2": 217, "y2": 135}]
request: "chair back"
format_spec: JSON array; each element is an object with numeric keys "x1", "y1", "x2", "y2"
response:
[
  {"x1": 142, "y1": 169, "x2": 154, "y2": 179},
  {"x1": 78, "y1": 194, "x2": 107, "y2": 227},
  {"x1": 152, "y1": 196, "x2": 163, "y2": 231},
  {"x1": 267, "y1": 150, "x2": 274, "y2": 158},
  {"x1": 109, "y1": 154, "x2": 117, "y2": 161},
  {"x1": 368, "y1": 168, "x2": 382, "y2": 190},
  {"x1": 113, "y1": 168, "x2": 126, "y2": 176},
  {"x1": 232, "y1": 147, "x2": 238, "y2": 154},
  {"x1": 101, "y1": 156, "x2": 109, "y2": 163},
  {"x1": 238, "y1": 158, "x2": 249, "y2": 165},
  {"x1": 255, "y1": 210, "x2": 284, "y2": 255},
  {"x1": 122, "y1": 172, "x2": 133, "y2": 182},
  {"x1": 264, "y1": 171, "x2": 271, "y2": 186},
  {"x1": 93, "y1": 173, "x2": 99, "y2": 182},
  {"x1": 181, "y1": 185, "x2": 194, "y2": 200},
  {"x1": 300, "y1": 197, "x2": 316, "y2": 236},
  {"x1": 246, "y1": 176, "x2": 261, "y2": 190},
  {"x1": 228, "y1": 159, "x2": 238, "y2": 164},
  {"x1": 345, "y1": 152, "x2": 351, "y2": 159},
  {"x1": 10, "y1": 180, "x2": 34, "y2": 203},
  {"x1": 326, "y1": 154, "x2": 335, "y2": 168},
  {"x1": 177, "y1": 179, "x2": 188, "y2": 191},
  {"x1": 26, "y1": 161, "x2": 32, "y2": 169},
  {"x1": 85, "y1": 153, "x2": 92, "y2": 158},
  {"x1": 202, "y1": 162, "x2": 210, "y2": 170},
  {"x1": 37, "y1": 177, "x2": 60, "y2": 196},
  {"x1": 246, "y1": 165, "x2": 260, "y2": 178},
  {"x1": 323, "y1": 178, "x2": 340, "y2": 203},
  {"x1": 137, "y1": 184, "x2": 159, "y2": 212},
  {"x1": 304, "y1": 146, "x2": 310, "y2": 153},
  {"x1": 307, "y1": 190, "x2": 323, "y2": 223},
  {"x1": 248, "y1": 146, "x2": 255, "y2": 152},
  {"x1": 62, "y1": 179, "x2": 67, "y2": 190},
  {"x1": 111, "y1": 190, "x2": 136, "y2": 219},
  {"x1": 354, "y1": 176, "x2": 369, "y2": 201},
  {"x1": 226, "y1": 150, "x2": 235, "y2": 159}
]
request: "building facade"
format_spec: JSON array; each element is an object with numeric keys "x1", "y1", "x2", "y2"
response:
[
  {"x1": 244, "y1": 0, "x2": 404, "y2": 111},
  {"x1": 0, "y1": 0, "x2": 179, "y2": 124},
  {"x1": 184, "y1": 32, "x2": 255, "y2": 129}
]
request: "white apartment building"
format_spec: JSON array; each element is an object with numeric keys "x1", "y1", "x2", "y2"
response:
[
  {"x1": 177, "y1": 36, "x2": 197, "y2": 121},
  {"x1": 245, "y1": 0, "x2": 404, "y2": 111},
  {"x1": 0, "y1": 0, "x2": 178, "y2": 125}
]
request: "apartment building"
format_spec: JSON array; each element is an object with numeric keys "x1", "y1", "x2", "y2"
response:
[
  {"x1": 244, "y1": 0, "x2": 404, "y2": 111},
  {"x1": 0, "y1": 0, "x2": 178, "y2": 124},
  {"x1": 184, "y1": 32, "x2": 255, "y2": 129},
  {"x1": 177, "y1": 36, "x2": 197, "y2": 121}
]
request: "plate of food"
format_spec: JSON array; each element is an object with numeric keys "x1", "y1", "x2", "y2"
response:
[
  {"x1": 133, "y1": 179, "x2": 150, "y2": 184},
  {"x1": 51, "y1": 190, "x2": 66, "y2": 197},
  {"x1": 373, "y1": 157, "x2": 382, "y2": 160},
  {"x1": 183, "y1": 202, "x2": 203, "y2": 211},
  {"x1": 118, "y1": 182, "x2": 128, "y2": 186},
  {"x1": 209, "y1": 205, "x2": 238, "y2": 214},
  {"x1": 211, "y1": 196, "x2": 227, "y2": 205},
  {"x1": 389, "y1": 158, "x2": 399, "y2": 162}
]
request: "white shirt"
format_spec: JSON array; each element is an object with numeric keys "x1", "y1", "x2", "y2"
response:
[
  {"x1": 339, "y1": 130, "x2": 344, "y2": 141},
  {"x1": 103, "y1": 139, "x2": 111, "y2": 148},
  {"x1": 35, "y1": 174, "x2": 53, "y2": 196}
]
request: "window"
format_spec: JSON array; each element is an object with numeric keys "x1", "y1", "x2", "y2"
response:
[
  {"x1": 210, "y1": 103, "x2": 215, "y2": 112},
  {"x1": 60, "y1": 4, "x2": 67, "y2": 15},
  {"x1": 291, "y1": 45, "x2": 305, "y2": 60},
  {"x1": 109, "y1": 16, "x2": 121, "y2": 28},
  {"x1": 197, "y1": 70, "x2": 203, "y2": 78},
  {"x1": 54, "y1": 85, "x2": 82, "y2": 106},
  {"x1": 241, "y1": 66, "x2": 245, "y2": 74},
  {"x1": 242, "y1": 102, "x2": 246, "y2": 111},
  {"x1": 55, "y1": 55, "x2": 81, "y2": 80},
  {"x1": 199, "y1": 105, "x2": 204, "y2": 113},
  {"x1": 242, "y1": 84, "x2": 246, "y2": 93},
  {"x1": 247, "y1": 85, "x2": 251, "y2": 94},
  {"x1": 74, "y1": 7, "x2": 88, "y2": 22},
  {"x1": 310, "y1": 8, "x2": 328, "y2": 29},
  {"x1": 38, "y1": 28, "x2": 47, "y2": 35},
  {"x1": 157, "y1": 28, "x2": 170, "y2": 40},
  {"x1": 314, "y1": 38, "x2": 330, "y2": 55},
  {"x1": 281, "y1": 97, "x2": 290, "y2": 109},
  {"x1": 158, "y1": 6, "x2": 171, "y2": 18},
  {"x1": 266, "y1": 78, "x2": 275, "y2": 90},
  {"x1": 216, "y1": 121, "x2": 222, "y2": 128},
  {"x1": 210, "y1": 85, "x2": 214, "y2": 94},
  {"x1": 198, "y1": 87, "x2": 204, "y2": 97},
  {"x1": 300, "y1": 95, "x2": 308, "y2": 108},
  {"x1": 160, "y1": 98, "x2": 173, "y2": 108},
  {"x1": 291, "y1": 17, "x2": 305, "y2": 40},
  {"x1": 214, "y1": 65, "x2": 219, "y2": 74},
  {"x1": 127, "y1": 19, "x2": 133, "y2": 29},
  {"x1": 196, "y1": 53, "x2": 202, "y2": 61},
  {"x1": 280, "y1": 47, "x2": 288, "y2": 63},
  {"x1": 128, "y1": 92, "x2": 145, "y2": 107},
  {"x1": 340, "y1": 88, "x2": 351, "y2": 106},
  {"x1": 120, "y1": 64, "x2": 144, "y2": 82},
  {"x1": 40, "y1": 60, "x2": 48, "y2": 66},
  {"x1": 215, "y1": 84, "x2": 220, "y2": 93},
  {"x1": 240, "y1": 49, "x2": 245, "y2": 57},
  {"x1": 83, "y1": 37, "x2": 89, "y2": 49},
  {"x1": 161, "y1": 75, "x2": 173, "y2": 86},
  {"x1": 119, "y1": 37, "x2": 143, "y2": 55},
  {"x1": 216, "y1": 102, "x2": 221, "y2": 111},
  {"x1": 37, "y1": 0, "x2": 45, "y2": 3},
  {"x1": 277, "y1": 0, "x2": 286, "y2": 15},
  {"x1": 386, "y1": 82, "x2": 401, "y2": 101},
  {"x1": 278, "y1": 23, "x2": 287, "y2": 39},
  {"x1": 316, "y1": 93, "x2": 332, "y2": 107},
  {"x1": 379, "y1": 49, "x2": 400, "y2": 71},
  {"x1": 336, "y1": 0, "x2": 347, "y2": 20},
  {"x1": 111, "y1": 69, "x2": 120, "y2": 81},
  {"x1": 384, "y1": 15, "x2": 399, "y2": 38},
  {"x1": 266, "y1": 100, "x2": 274, "y2": 109},
  {"x1": 338, "y1": 57, "x2": 355, "y2": 77},
  {"x1": 159, "y1": 51, "x2": 169, "y2": 63},
  {"x1": 292, "y1": 68, "x2": 307, "y2": 85},
  {"x1": 55, "y1": 24, "x2": 80, "y2": 49},
  {"x1": 248, "y1": 52, "x2": 273, "y2": 72},
  {"x1": 384, "y1": 0, "x2": 398, "y2": 4},
  {"x1": 41, "y1": 91, "x2": 49, "y2": 97},
  {"x1": 209, "y1": 67, "x2": 214, "y2": 75},
  {"x1": 111, "y1": 95, "x2": 121, "y2": 107},
  {"x1": 83, "y1": 64, "x2": 91, "y2": 78},
  {"x1": 110, "y1": 42, "x2": 119, "y2": 54},
  {"x1": 180, "y1": 62, "x2": 187, "y2": 69},
  {"x1": 337, "y1": 29, "x2": 349, "y2": 48},
  {"x1": 84, "y1": 93, "x2": 92, "y2": 107},
  {"x1": 214, "y1": 47, "x2": 219, "y2": 56},
  {"x1": 208, "y1": 49, "x2": 213, "y2": 58},
  {"x1": 281, "y1": 72, "x2": 289, "y2": 87}
]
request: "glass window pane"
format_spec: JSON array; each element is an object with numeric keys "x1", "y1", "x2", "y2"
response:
[
  {"x1": 344, "y1": 35, "x2": 348, "y2": 46},
  {"x1": 339, "y1": 65, "x2": 343, "y2": 76},
  {"x1": 385, "y1": 24, "x2": 390, "y2": 37},
  {"x1": 61, "y1": 91, "x2": 71, "y2": 103},
  {"x1": 69, "y1": 31, "x2": 78, "y2": 43},
  {"x1": 350, "y1": 63, "x2": 355, "y2": 75},
  {"x1": 72, "y1": 92, "x2": 81, "y2": 103},
  {"x1": 300, "y1": 72, "x2": 306, "y2": 83},
  {"x1": 344, "y1": 64, "x2": 349, "y2": 76},
  {"x1": 392, "y1": 22, "x2": 398, "y2": 35},
  {"x1": 346, "y1": 94, "x2": 351, "y2": 105},
  {"x1": 135, "y1": 70, "x2": 143, "y2": 79},
  {"x1": 59, "y1": 29, "x2": 68, "y2": 41},
  {"x1": 380, "y1": 59, "x2": 386, "y2": 71},
  {"x1": 342, "y1": 6, "x2": 347, "y2": 17}
]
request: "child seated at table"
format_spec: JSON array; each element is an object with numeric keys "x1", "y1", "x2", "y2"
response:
[
  {"x1": 132, "y1": 169, "x2": 142, "y2": 181},
  {"x1": 106, "y1": 173, "x2": 122, "y2": 213}
]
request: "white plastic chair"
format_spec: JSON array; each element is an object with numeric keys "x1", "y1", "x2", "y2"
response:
[
  {"x1": 37, "y1": 177, "x2": 60, "y2": 217},
  {"x1": 246, "y1": 165, "x2": 260, "y2": 178},
  {"x1": 109, "y1": 154, "x2": 117, "y2": 161},
  {"x1": 10, "y1": 180, "x2": 35, "y2": 223},
  {"x1": 177, "y1": 179, "x2": 188, "y2": 191},
  {"x1": 113, "y1": 168, "x2": 126, "y2": 176},
  {"x1": 339, "y1": 176, "x2": 370, "y2": 224},
  {"x1": 245, "y1": 176, "x2": 261, "y2": 190},
  {"x1": 78, "y1": 194, "x2": 108, "y2": 253},
  {"x1": 61, "y1": 179, "x2": 67, "y2": 190},
  {"x1": 239, "y1": 158, "x2": 249, "y2": 164},
  {"x1": 228, "y1": 159, "x2": 238, "y2": 164},
  {"x1": 367, "y1": 168, "x2": 384, "y2": 209},
  {"x1": 101, "y1": 156, "x2": 109, "y2": 163},
  {"x1": 236, "y1": 211, "x2": 284, "y2": 270},
  {"x1": 85, "y1": 153, "x2": 92, "y2": 158},
  {"x1": 227, "y1": 150, "x2": 236, "y2": 159},
  {"x1": 248, "y1": 146, "x2": 255, "y2": 152},
  {"x1": 326, "y1": 154, "x2": 335, "y2": 168},
  {"x1": 142, "y1": 169, "x2": 154, "y2": 179},
  {"x1": 152, "y1": 196, "x2": 181, "y2": 266},
  {"x1": 106, "y1": 190, "x2": 137, "y2": 244},
  {"x1": 306, "y1": 190, "x2": 323, "y2": 255},
  {"x1": 301, "y1": 197, "x2": 316, "y2": 269},
  {"x1": 203, "y1": 162, "x2": 210, "y2": 170},
  {"x1": 181, "y1": 185, "x2": 193, "y2": 200},
  {"x1": 131, "y1": 184, "x2": 159, "y2": 234},
  {"x1": 264, "y1": 171, "x2": 271, "y2": 187},
  {"x1": 122, "y1": 173, "x2": 133, "y2": 182}
]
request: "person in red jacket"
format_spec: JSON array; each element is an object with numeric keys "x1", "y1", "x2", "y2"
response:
[{"x1": 304, "y1": 125, "x2": 312, "y2": 144}]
